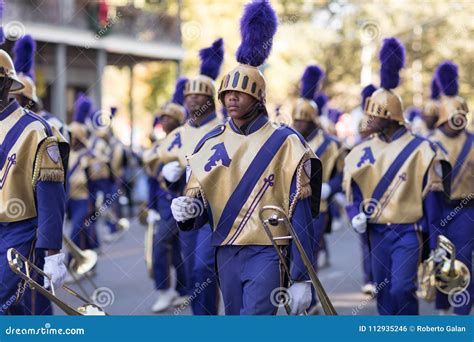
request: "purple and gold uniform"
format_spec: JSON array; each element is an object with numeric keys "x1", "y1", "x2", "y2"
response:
[
  {"x1": 429, "y1": 61, "x2": 473, "y2": 315},
  {"x1": 146, "y1": 39, "x2": 225, "y2": 315},
  {"x1": 344, "y1": 38, "x2": 448, "y2": 315},
  {"x1": 0, "y1": 97, "x2": 68, "y2": 315}
]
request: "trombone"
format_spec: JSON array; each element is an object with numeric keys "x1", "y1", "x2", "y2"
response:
[
  {"x1": 259, "y1": 205, "x2": 337, "y2": 315},
  {"x1": 145, "y1": 211, "x2": 161, "y2": 279},
  {"x1": 7, "y1": 248, "x2": 107, "y2": 315},
  {"x1": 63, "y1": 235, "x2": 99, "y2": 297}
]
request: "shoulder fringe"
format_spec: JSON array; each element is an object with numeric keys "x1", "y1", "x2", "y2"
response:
[{"x1": 32, "y1": 137, "x2": 65, "y2": 189}]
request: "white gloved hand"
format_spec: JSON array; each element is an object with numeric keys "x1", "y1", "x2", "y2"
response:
[
  {"x1": 44, "y1": 253, "x2": 67, "y2": 290},
  {"x1": 287, "y1": 282, "x2": 312, "y2": 315},
  {"x1": 351, "y1": 212, "x2": 367, "y2": 234},
  {"x1": 321, "y1": 183, "x2": 331, "y2": 200},
  {"x1": 432, "y1": 248, "x2": 447, "y2": 263},
  {"x1": 162, "y1": 161, "x2": 184, "y2": 182},
  {"x1": 147, "y1": 209, "x2": 160, "y2": 225},
  {"x1": 171, "y1": 196, "x2": 201, "y2": 222}
]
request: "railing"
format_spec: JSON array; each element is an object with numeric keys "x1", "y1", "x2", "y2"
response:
[{"x1": 3, "y1": 0, "x2": 181, "y2": 44}]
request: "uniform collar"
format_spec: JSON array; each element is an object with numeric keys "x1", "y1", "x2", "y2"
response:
[
  {"x1": 0, "y1": 99, "x2": 20, "y2": 121},
  {"x1": 229, "y1": 114, "x2": 268, "y2": 136},
  {"x1": 188, "y1": 112, "x2": 217, "y2": 128},
  {"x1": 379, "y1": 125, "x2": 407, "y2": 142}
]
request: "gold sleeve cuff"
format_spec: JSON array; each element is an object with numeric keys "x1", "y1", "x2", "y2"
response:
[{"x1": 33, "y1": 137, "x2": 65, "y2": 188}]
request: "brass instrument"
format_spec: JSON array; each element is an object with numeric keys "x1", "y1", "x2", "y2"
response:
[
  {"x1": 259, "y1": 205, "x2": 337, "y2": 315},
  {"x1": 63, "y1": 234, "x2": 100, "y2": 300},
  {"x1": 417, "y1": 235, "x2": 470, "y2": 301},
  {"x1": 7, "y1": 248, "x2": 107, "y2": 315},
  {"x1": 144, "y1": 210, "x2": 161, "y2": 278},
  {"x1": 96, "y1": 193, "x2": 130, "y2": 235}
]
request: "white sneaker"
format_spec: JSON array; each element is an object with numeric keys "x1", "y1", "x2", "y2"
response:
[
  {"x1": 172, "y1": 295, "x2": 189, "y2": 307},
  {"x1": 151, "y1": 289, "x2": 179, "y2": 313},
  {"x1": 331, "y1": 217, "x2": 346, "y2": 232},
  {"x1": 64, "y1": 270, "x2": 84, "y2": 284},
  {"x1": 103, "y1": 232, "x2": 122, "y2": 243},
  {"x1": 361, "y1": 283, "x2": 376, "y2": 295}
]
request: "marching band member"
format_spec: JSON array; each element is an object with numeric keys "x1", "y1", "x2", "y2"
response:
[
  {"x1": 67, "y1": 95, "x2": 96, "y2": 255},
  {"x1": 87, "y1": 106, "x2": 117, "y2": 243},
  {"x1": 429, "y1": 61, "x2": 473, "y2": 315},
  {"x1": 0, "y1": 48, "x2": 69, "y2": 315},
  {"x1": 343, "y1": 38, "x2": 449, "y2": 315},
  {"x1": 291, "y1": 65, "x2": 345, "y2": 301},
  {"x1": 171, "y1": 0, "x2": 322, "y2": 315},
  {"x1": 143, "y1": 78, "x2": 188, "y2": 312},
  {"x1": 149, "y1": 38, "x2": 225, "y2": 315}
]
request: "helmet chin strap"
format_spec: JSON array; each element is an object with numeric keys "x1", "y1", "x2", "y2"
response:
[{"x1": 240, "y1": 101, "x2": 264, "y2": 121}]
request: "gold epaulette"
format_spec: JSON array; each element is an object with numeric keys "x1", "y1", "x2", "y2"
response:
[
  {"x1": 288, "y1": 149, "x2": 313, "y2": 218},
  {"x1": 32, "y1": 137, "x2": 65, "y2": 189}
]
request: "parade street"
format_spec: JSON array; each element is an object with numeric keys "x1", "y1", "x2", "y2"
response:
[{"x1": 60, "y1": 215, "x2": 440, "y2": 316}]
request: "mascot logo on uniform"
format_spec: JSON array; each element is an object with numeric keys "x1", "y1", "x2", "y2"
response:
[
  {"x1": 168, "y1": 132, "x2": 182, "y2": 151},
  {"x1": 204, "y1": 143, "x2": 231, "y2": 172},
  {"x1": 357, "y1": 147, "x2": 375, "y2": 167}
]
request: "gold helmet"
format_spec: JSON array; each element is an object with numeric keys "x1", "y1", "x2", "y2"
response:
[
  {"x1": 365, "y1": 38, "x2": 405, "y2": 123},
  {"x1": 434, "y1": 61, "x2": 469, "y2": 129},
  {"x1": 184, "y1": 38, "x2": 224, "y2": 98},
  {"x1": 291, "y1": 65, "x2": 325, "y2": 123},
  {"x1": 218, "y1": 1, "x2": 278, "y2": 105},
  {"x1": 0, "y1": 50, "x2": 25, "y2": 92},
  {"x1": 13, "y1": 74, "x2": 40, "y2": 104},
  {"x1": 218, "y1": 64, "x2": 266, "y2": 104}
]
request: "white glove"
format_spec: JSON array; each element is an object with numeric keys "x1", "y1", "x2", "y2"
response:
[
  {"x1": 321, "y1": 183, "x2": 331, "y2": 200},
  {"x1": 162, "y1": 161, "x2": 184, "y2": 182},
  {"x1": 147, "y1": 209, "x2": 160, "y2": 225},
  {"x1": 171, "y1": 196, "x2": 202, "y2": 222},
  {"x1": 432, "y1": 248, "x2": 447, "y2": 263},
  {"x1": 44, "y1": 253, "x2": 67, "y2": 290},
  {"x1": 351, "y1": 213, "x2": 367, "y2": 234},
  {"x1": 287, "y1": 282, "x2": 312, "y2": 315}
]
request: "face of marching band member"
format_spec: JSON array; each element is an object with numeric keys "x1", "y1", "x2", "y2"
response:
[
  {"x1": 364, "y1": 115, "x2": 389, "y2": 134},
  {"x1": 0, "y1": 77, "x2": 13, "y2": 108},
  {"x1": 224, "y1": 90, "x2": 258, "y2": 123},
  {"x1": 293, "y1": 119, "x2": 315, "y2": 139},
  {"x1": 185, "y1": 93, "x2": 215, "y2": 121},
  {"x1": 160, "y1": 114, "x2": 180, "y2": 134}
]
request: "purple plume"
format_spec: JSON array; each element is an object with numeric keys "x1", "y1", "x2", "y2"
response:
[
  {"x1": 379, "y1": 37, "x2": 405, "y2": 90},
  {"x1": 406, "y1": 107, "x2": 422, "y2": 122},
  {"x1": 361, "y1": 84, "x2": 377, "y2": 109},
  {"x1": 199, "y1": 38, "x2": 224, "y2": 80},
  {"x1": 314, "y1": 93, "x2": 328, "y2": 115},
  {"x1": 236, "y1": 0, "x2": 278, "y2": 67},
  {"x1": 171, "y1": 77, "x2": 188, "y2": 105},
  {"x1": 430, "y1": 76, "x2": 440, "y2": 100},
  {"x1": 300, "y1": 65, "x2": 324, "y2": 100},
  {"x1": 13, "y1": 35, "x2": 36, "y2": 79},
  {"x1": 436, "y1": 61, "x2": 458, "y2": 96},
  {"x1": 73, "y1": 94, "x2": 92, "y2": 124},
  {"x1": 0, "y1": 0, "x2": 4, "y2": 45}
]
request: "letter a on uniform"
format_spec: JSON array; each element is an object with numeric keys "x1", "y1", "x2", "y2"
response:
[
  {"x1": 168, "y1": 132, "x2": 182, "y2": 151},
  {"x1": 204, "y1": 142, "x2": 231, "y2": 172},
  {"x1": 357, "y1": 147, "x2": 375, "y2": 167}
]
